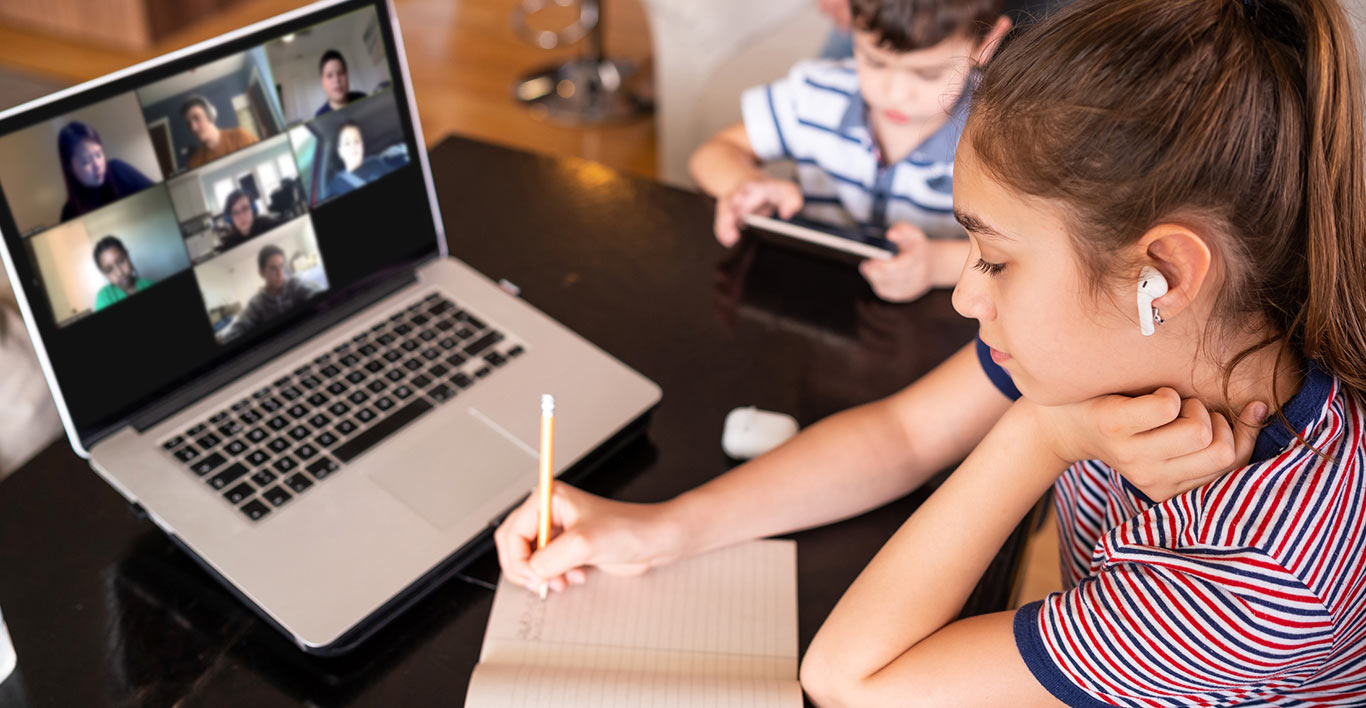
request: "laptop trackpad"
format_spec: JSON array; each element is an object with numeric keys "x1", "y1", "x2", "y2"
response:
[{"x1": 367, "y1": 409, "x2": 536, "y2": 531}]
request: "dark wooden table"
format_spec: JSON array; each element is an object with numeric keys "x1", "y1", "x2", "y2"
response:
[{"x1": 0, "y1": 135, "x2": 1020, "y2": 707}]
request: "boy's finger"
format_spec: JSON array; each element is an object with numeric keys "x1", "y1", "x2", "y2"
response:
[
  {"x1": 885, "y1": 222, "x2": 926, "y2": 246},
  {"x1": 714, "y1": 201, "x2": 741, "y2": 247},
  {"x1": 774, "y1": 184, "x2": 803, "y2": 219}
]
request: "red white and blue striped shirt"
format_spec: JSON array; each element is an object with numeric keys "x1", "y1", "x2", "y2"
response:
[{"x1": 977, "y1": 340, "x2": 1366, "y2": 705}]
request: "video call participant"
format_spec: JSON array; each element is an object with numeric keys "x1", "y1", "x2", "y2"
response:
[
  {"x1": 325, "y1": 121, "x2": 386, "y2": 198},
  {"x1": 91, "y1": 236, "x2": 152, "y2": 312},
  {"x1": 315, "y1": 49, "x2": 368, "y2": 117},
  {"x1": 57, "y1": 122, "x2": 154, "y2": 222},
  {"x1": 219, "y1": 190, "x2": 280, "y2": 251},
  {"x1": 223, "y1": 244, "x2": 320, "y2": 340},
  {"x1": 182, "y1": 96, "x2": 258, "y2": 169}
]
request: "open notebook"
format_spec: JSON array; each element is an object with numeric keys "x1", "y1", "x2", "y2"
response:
[{"x1": 465, "y1": 539, "x2": 801, "y2": 707}]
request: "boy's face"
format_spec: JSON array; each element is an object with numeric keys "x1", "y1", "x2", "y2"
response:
[{"x1": 852, "y1": 30, "x2": 978, "y2": 126}]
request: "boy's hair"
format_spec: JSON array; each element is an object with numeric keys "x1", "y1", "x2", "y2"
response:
[
  {"x1": 967, "y1": 0, "x2": 1366, "y2": 412},
  {"x1": 850, "y1": 0, "x2": 1005, "y2": 52}
]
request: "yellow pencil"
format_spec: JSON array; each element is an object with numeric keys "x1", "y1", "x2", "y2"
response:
[{"x1": 537, "y1": 394, "x2": 555, "y2": 600}]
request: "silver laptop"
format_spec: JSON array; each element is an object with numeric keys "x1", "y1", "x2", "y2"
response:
[{"x1": 0, "y1": 0, "x2": 660, "y2": 654}]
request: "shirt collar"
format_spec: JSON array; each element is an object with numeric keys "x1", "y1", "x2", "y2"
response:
[{"x1": 1250, "y1": 358, "x2": 1335, "y2": 464}]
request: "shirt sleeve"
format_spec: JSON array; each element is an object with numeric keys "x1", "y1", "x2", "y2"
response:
[
  {"x1": 1014, "y1": 548, "x2": 1332, "y2": 707},
  {"x1": 739, "y1": 67, "x2": 802, "y2": 162},
  {"x1": 975, "y1": 337, "x2": 1021, "y2": 401}
]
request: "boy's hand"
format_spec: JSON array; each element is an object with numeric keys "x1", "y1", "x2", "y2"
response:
[
  {"x1": 494, "y1": 482, "x2": 683, "y2": 595},
  {"x1": 859, "y1": 223, "x2": 966, "y2": 302},
  {"x1": 714, "y1": 178, "x2": 804, "y2": 247},
  {"x1": 1032, "y1": 389, "x2": 1269, "y2": 501}
]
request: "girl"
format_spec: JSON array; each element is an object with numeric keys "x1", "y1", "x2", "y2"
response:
[
  {"x1": 57, "y1": 122, "x2": 153, "y2": 223},
  {"x1": 495, "y1": 0, "x2": 1366, "y2": 703}
]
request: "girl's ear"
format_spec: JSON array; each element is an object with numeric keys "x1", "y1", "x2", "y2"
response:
[
  {"x1": 1136, "y1": 224, "x2": 1213, "y2": 323},
  {"x1": 972, "y1": 16, "x2": 1014, "y2": 65}
]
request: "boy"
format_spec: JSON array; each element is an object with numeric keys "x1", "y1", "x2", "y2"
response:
[{"x1": 689, "y1": 0, "x2": 1010, "y2": 302}]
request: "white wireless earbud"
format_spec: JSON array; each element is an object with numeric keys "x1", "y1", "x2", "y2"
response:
[{"x1": 1137, "y1": 266, "x2": 1168, "y2": 336}]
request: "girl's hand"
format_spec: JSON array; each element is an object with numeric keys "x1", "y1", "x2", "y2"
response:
[
  {"x1": 1033, "y1": 389, "x2": 1268, "y2": 501},
  {"x1": 493, "y1": 483, "x2": 683, "y2": 594},
  {"x1": 714, "y1": 178, "x2": 804, "y2": 247}
]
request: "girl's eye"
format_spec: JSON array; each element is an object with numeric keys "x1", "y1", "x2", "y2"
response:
[{"x1": 973, "y1": 258, "x2": 1006, "y2": 277}]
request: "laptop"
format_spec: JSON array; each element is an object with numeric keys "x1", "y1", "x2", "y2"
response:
[{"x1": 0, "y1": 0, "x2": 660, "y2": 655}]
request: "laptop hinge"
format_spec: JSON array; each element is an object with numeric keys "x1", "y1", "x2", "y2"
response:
[{"x1": 123, "y1": 265, "x2": 421, "y2": 437}]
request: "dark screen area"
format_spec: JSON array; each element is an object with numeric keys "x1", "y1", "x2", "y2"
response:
[{"x1": 0, "y1": 0, "x2": 438, "y2": 443}]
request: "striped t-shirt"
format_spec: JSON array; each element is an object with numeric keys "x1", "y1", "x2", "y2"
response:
[
  {"x1": 739, "y1": 59, "x2": 969, "y2": 239},
  {"x1": 975, "y1": 340, "x2": 1366, "y2": 705}
]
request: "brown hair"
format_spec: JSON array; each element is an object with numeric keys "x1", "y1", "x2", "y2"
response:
[
  {"x1": 851, "y1": 0, "x2": 1005, "y2": 52},
  {"x1": 967, "y1": 0, "x2": 1366, "y2": 411}
]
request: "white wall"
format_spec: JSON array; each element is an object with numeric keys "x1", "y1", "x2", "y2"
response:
[{"x1": 0, "y1": 92, "x2": 163, "y2": 236}]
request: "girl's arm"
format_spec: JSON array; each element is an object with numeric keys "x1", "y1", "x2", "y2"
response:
[{"x1": 800, "y1": 398, "x2": 1066, "y2": 707}]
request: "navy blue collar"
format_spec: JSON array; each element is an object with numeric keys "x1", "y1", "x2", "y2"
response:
[{"x1": 1250, "y1": 358, "x2": 1334, "y2": 464}]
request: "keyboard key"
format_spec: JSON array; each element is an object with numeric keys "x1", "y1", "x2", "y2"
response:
[
  {"x1": 422, "y1": 347, "x2": 441, "y2": 361},
  {"x1": 474, "y1": 367, "x2": 492, "y2": 379},
  {"x1": 259, "y1": 397, "x2": 283, "y2": 412},
  {"x1": 208, "y1": 462, "x2": 248, "y2": 489},
  {"x1": 354, "y1": 408, "x2": 377, "y2": 423},
  {"x1": 285, "y1": 473, "x2": 313, "y2": 494},
  {"x1": 346, "y1": 371, "x2": 367, "y2": 384},
  {"x1": 375, "y1": 396, "x2": 395, "y2": 412},
  {"x1": 307, "y1": 457, "x2": 340, "y2": 480},
  {"x1": 316, "y1": 431, "x2": 339, "y2": 447},
  {"x1": 411, "y1": 313, "x2": 430, "y2": 326},
  {"x1": 506, "y1": 344, "x2": 525, "y2": 358},
  {"x1": 335, "y1": 420, "x2": 359, "y2": 435},
  {"x1": 327, "y1": 382, "x2": 349, "y2": 397},
  {"x1": 245, "y1": 427, "x2": 268, "y2": 443},
  {"x1": 358, "y1": 343, "x2": 378, "y2": 356},
  {"x1": 267, "y1": 437, "x2": 291, "y2": 453},
  {"x1": 250, "y1": 469, "x2": 277, "y2": 486},
  {"x1": 385, "y1": 369, "x2": 406, "y2": 382},
  {"x1": 224, "y1": 439, "x2": 248, "y2": 456},
  {"x1": 263, "y1": 486, "x2": 292, "y2": 507},
  {"x1": 410, "y1": 374, "x2": 432, "y2": 389},
  {"x1": 377, "y1": 333, "x2": 397, "y2": 346},
  {"x1": 287, "y1": 425, "x2": 310, "y2": 441},
  {"x1": 308, "y1": 413, "x2": 330, "y2": 428},
  {"x1": 461, "y1": 312, "x2": 487, "y2": 330},
  {"x1": 241, "y1": 499, "x2": 271, "y2": 521},
  {"x1": 393, "y1": 385, "x2": 414, "y2": 400},
  {"x1": 173, "y1": 445, "x2": 201, "y2": 462},
  {"x1": 239, "y1": 409, "x2": 262, "y2": 424},
  {"x1": 266, "y1": 415, "x2": 289, "y2": 431},
  {"x1": 428, "y1": 363, "x2": 449, "y2": 378},
  {"x1": 287, "y1": 404, "x2": 309, "y2": 419},
  {"x1": 313, "y1": 353, "x2": 332, "y2": 365},
  {"x1": 292, "y1": 365, "x2": 312, "y2": 377},
  {"x1": 307, "y1": 392, "x2": 329, "y2": 407},
  {"x1": 429, "y1": 384, "x2": 456, "y2": 402},
  {"x1": 231, "y1": 398, "x2": 252, "y2": 412},
  {"x1": 162, "y1": 435, "x2": 185, "y2": 450},
  {"x1": 187, "y1": 423, "x2": 207, "y2": 436},
  {"x1": 434, "y1": 319, "x2": 455, "y2": 332},
  {"x1": 419, "y1": 329, "x2": 437, "y2": 342},
  {"x1": 295, "y1": 443, "x2": 319, "y2": 460},
  {"x1": 400, "y1": 339, "x2": 420, "y2": 352},
  {"x1": 403, "y1": 358, "x2": 424, "y2": 371},
  {"x1": 429, "y1": 299, "x2": 453, "y2": 315},
  {"x1": 218, "y1": 420, "x2": 245, "y2": 437},
  {"x1": 464, "y1": 331, "x2": 503, "y2": 356},
  {"x1": 245, "y1": 449, "x2": 272, "y2": 466},
  {"x1": 348, "y1": 390, "x2": 370, "y2": 405},
  {"x1": 333, "y1": 342, "x2": 351, "y2": 355},
  {"x1": 451, "y1": 373, "x2": 474, "y2": 389},
  {"x1": 273, "y1": 375, "x2": 292, "y2": 388},
  {"x1": 454, "y1": 327, "x2": 474, "y2": 340},
  {"x1": 253, "y1": 387, "x2": 271, "y2": 399},
  {"x1": 383, "y1": 349, "x2": 403, "y2": 363},
  {"x1": 279, "y1": 386, "x2": 303, "y2": 401},
  {"x1": 223, "y1": 482, "x2": 254, "y2": 505},
  {"x1": 394, "y1": 323, "x2": 413, "y2": 336},
  {"x1": 351, "y1": 332, "x2": 369, "y2": 344},
  {"x1": 364, "y1": 360, "x2": 385, "y2": 374},
  {"x1": 328, "y1": 401, "x2": 351, "y2": 417},
  {"x1": 333, "y1": 398, "x2": 434, "y2": 463},
  {"x1": 299, "y1": 375, "x2": 322, "y2": 390},
  {"x1": 209, "y1": 410, "x2": 230, "y2": 424},
  {"x1": 366, "y1": 379, "x2": 388, "y2": 393},
  {"x1": 485, "y1": 352, "x2": 507, "y2": 367},
  {"x1": 320, "y1": 365, "x2": 341, "y2": 378},
  {"x1": 192, "y1": 453, "x2": 228, "y2": 477},
  {"x1": 339, "y1": 354, "x2": 360, "y2": 367},
  {"x1": 444, "y1": 353, "x2": 467, "y2": 368},
  {"x1": 195, "y1": 433, "x2": 222, "y2": 450},
  {"x1": 439, "y1": 336, "x2": 458, "y2": 350},
  {"x1": 273, "y1": 456, "x2": 299, "y2": 474}
]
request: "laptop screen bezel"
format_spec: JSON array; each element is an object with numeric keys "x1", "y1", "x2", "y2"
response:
[{"x1": 0, "y1": 0, "x2": 447, "y2": 455}]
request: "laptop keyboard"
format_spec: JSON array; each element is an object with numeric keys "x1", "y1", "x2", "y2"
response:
[{"x1": 159, "y1": 292, "x2": 526, "y2": 522}]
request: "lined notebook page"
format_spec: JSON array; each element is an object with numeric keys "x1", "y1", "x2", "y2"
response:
[{"x1": 465, "y1": 539, "x2": 800, "y2": 708}]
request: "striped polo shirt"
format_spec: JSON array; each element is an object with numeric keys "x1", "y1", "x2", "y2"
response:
[
  {"x1": 739, "y1": 59, "x2": 969, "y2": 240},
  {"x1": 975, "y1": 340, "x2": 1366, "y2": 706}
]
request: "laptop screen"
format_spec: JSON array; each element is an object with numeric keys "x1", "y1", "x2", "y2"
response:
[{"x1": 0, "y1": 0, "x2": 440, "y2": 444}]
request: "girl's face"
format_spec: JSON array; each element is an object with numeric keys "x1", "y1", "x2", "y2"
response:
[
  {"x1": 338, "y1": 126, "x2": 364, "y2": 172},
  {"x1": 950, "y1": 142, "x2": 1159, "y2": 405},
  {"x1": 71, "y1": 139, "x2": 106, "y2": 188}
]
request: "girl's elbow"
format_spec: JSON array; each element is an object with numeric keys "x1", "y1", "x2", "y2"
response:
[{"x1": 800, "y1": 645, "x2": 862, "y2": 708}]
